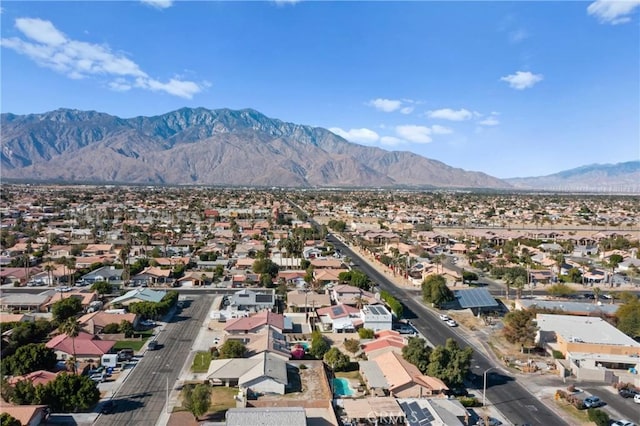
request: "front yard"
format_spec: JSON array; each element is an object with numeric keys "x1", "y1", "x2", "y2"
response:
[
  {"x1": 112, "y1": 331, "x2": 154, "y2": 351},
  {"x1": 191, "y1": 351, "x2": 212, "y2": 373}
]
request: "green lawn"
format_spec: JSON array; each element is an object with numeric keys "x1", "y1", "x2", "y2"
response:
[
  {"x1": 191, "y1": 351, "x2": 212, "y2": 373},
  {"x1": 112, "y1": 332, "x2": 154, "y2": 352}
]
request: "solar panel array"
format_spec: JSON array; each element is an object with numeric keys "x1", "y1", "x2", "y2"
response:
[
  {"x1": 332, "y1": 306, "x2": 344, "y2": 316},
  {"x1": 369, "y1": 305, "x2": 387, "y2": 315},
  {"x1": 399, "y1": 401, "x2": 435, "y2": 426},
  {"x1": 455, "y1": 288, "x2": 499, "y2": 308},
  {"x1": 255, "y1": 294, "x2": 273, "y2": 303}
]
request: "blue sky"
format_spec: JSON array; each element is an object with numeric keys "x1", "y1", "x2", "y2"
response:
[{"x1": 1, "y1": 0, "x2": 639, "y2": 178}]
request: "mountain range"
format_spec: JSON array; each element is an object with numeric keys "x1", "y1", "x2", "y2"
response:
[
  {"x1": 0, "y1": 108, "x2": 509, "y2": 189},
  {"x1": 506, "y1": 161, "x2": 640, "y2": 193},
  {"x1": 1, "y1": 107, "x2": 637, "y2": 193}
]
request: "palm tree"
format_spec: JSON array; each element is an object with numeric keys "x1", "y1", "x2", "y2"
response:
[
  {"x1": 513, "y1": 275, "x2": 526, "y2": 299},
  {"x1": 592, "y1": 287, "x2": 602, "y2": 304},
  {"x1": 119, "y1": 243, "x2": 131, "y2": 287},
  {"x1": 60, "y1": 317, "x2": 81, "y2": 374},
  {"x1": 44, "y1": 259, "x2": 55, "y2": 287}
]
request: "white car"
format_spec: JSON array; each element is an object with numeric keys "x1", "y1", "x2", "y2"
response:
[
  {"x1": 439, "y1": 314, "x2": 450, "y2": 321},
  {"x1": 612, "y1": 421, "x2": 636, "y2": 426},
  {"x1": 634, "y1": 393, "x2": 640, "y2": 404},
  {"x1": 446, "y1": 319, "x2": 458, "y2": 327},
  {"x1": 56, "y1": 286, "x2": 72, "y2": 292},
  {"x1": 140, "y1": 319, "x2": 156, "y2": 327}
]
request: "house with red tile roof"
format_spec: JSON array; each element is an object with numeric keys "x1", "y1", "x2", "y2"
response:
[
  {"x1": 362, "y1": 330, "x2": 407, "y2": 359},
  {"x1": 0, "y1": 405, "x2": 48, "y2": 426},
  {"x1": 224, "y1": 311, "x2": 285, "y2": 335},
  {"x1": 77, "y1": 311, "x2": 138, "y2": 334},
  {"x1": 362, "y1": 351, "x2": 448, "y2": 398},
  {"x1": 45, "y1": 331, "x2": 115, "y2": 361},
  {"x1": 8, "y1": 370, "x2": 61, "y2": 387},
  {"x1": 316, "y1": 304, "x2": 362, "y2": 332}
]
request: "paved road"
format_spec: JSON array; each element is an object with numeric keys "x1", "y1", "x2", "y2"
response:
[
  {"x1": 328, "y1": 234, "x2": 569, "y2": 426},
  {"x1": 95, "y1": 295, "x2": 212, "y2": 426},
  {"x1": 584, "y1": 387, "x2": 640, "y2": 424}
]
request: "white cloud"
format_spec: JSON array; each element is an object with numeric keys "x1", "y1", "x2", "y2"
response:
[
  {"x1": 508, "y1": 28, "x2": 529, "y2": 43},
  {"x1": 400, "y1": 106, "x2": 414, "y2": 114},
  {"x1": 478, "y1": 117, "x2": 500, "y2": 126},
  {"x1": 431, "y1": 124, "x2": 453, "y2": 134},
  {"x1": 1, "y1": 17, "x2": 205, "y2": 99},
  {"x1": 395, "y1": 125, "x2": 432, "y2": 144},
  {"x1": 329, "y1": 127, "x2": 380, "y2": 144},
  {"x1": 367, "y1": 98, "x2": 403, "y2": 112},
  {"x1": 380, "y1": 136, "x2": 404, "y2": 146},
  {"x1": 500, "y1": 70, "x2": 543, "y2": 90},
  {"x1": 587, "y1": 0, "x2": 640, "y2": 24},
  {"x1": 426, "y1": 108, "x2": 473, "y2": 121},
  {"x1": 141, "y1": 0, "x2": 174, "y2": 9}
]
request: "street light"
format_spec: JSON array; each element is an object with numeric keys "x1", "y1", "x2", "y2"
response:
[{"x1": 482, "y1": 367, "x2": 498, "y2": 408}]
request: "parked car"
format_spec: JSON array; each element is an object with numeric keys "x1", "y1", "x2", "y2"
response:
[
  {"x1": 439, "y1": 314, "x2": 450, "y2": 321},
  {"x1": 634, "y1": 394, "x2": 640, "y2": 404},
  {"x1": 90, "y1": 373, "x2": 106, "y2": 383},
  {"x1": 446, "y1": 319, "x2": 458, "y2": 327},
  {"x1": 583, "y1": 396, "x2": 604, "y2": 408},
  {"x1": 611, "y1": 421, "x2": 636, "y2": 426},
  {"x1": 475, "y1": 417, "x2": 502, "y2": 426},
  {"x1": 56, "y1": 286, "x2": 72, "y2": 292},
  {"x1": 618, "y1": 388, "x2": 639, "y2": 398},
  {"x1": 140, "y1": 319, "x2": 156, "y2": 327},
  {"x1": 117, "y1": 348, "x2": 135, "y2": 362}
]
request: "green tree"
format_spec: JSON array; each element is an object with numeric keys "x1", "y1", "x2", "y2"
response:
[
  {"x1": 183, "y1": 384, "x2": 212, "y2": 420},
  {"x1": 566, "y1": 267, "x2": 583, "y2": 283},
  {"x1": 547, "y1": 283, "x2": 576, "y2": 298},
  {"x1": 51, "y1": 297, "x2": 83, "y2": 323},
  {"x1": 309, "y1": 330, "x2": 330, "y2": 359},
  {"x1": 101, "y1": 323, "x2": 120, "y2": 334},
  {"x1": 357, "y1": 328, "x2": 375, "y2": 339},
  {"x1": 91, "y1": 281, "x2": 113, "y2": 295},
  {"x1": 462, "y1": 270, "x2": 479, "y2": 283},
  {"x1": 343, "y1": 338, "x2": 360, "y2": 354},
  {"x1": 218, "y1": 340, "x2": 246, "y2": 358},
  {"x1": 402, "y1": 337, "x2": 432, "y2": 374},
  {"x1": 252, "y1": 258, "x2": 279, "y2": 277},
  {"x1": 615, "y1": 297, "x2": 640, "y2": 338},
  {"x1": 502, "y1": 309, "x2": 537, "y2": 347},
  {"x1": 59, "y1": 317, "x2": 81, "y2": 373},
  {"x1": 587, "y1": 408, "x2": 610, "y2": 426},
  {"x1": 10, "y1": 379, "x2": 39, "y2": 405},
  {"x1": 426, "y1": 338, "x2": 473, "y2": 387},
  {"x1": 119, "y1": 319, "x2": 134, "y2": 338},
  {"x1": 1, "y1": 343, "x2": 57, "y2": 376},
  {"x1": 421, "y1": 274, "x2": 454, "y2": 308},
  {"x1": 42, "y1": 373, "x2": 100, "y2": 413},
  {"x1": 0, "y1": 413, "x2": 21, "y2": 426},
  {"x1": 323, "y1": 347, "x2": 350, "y2": 371},
  {"x1": 380, "y1": 290, "x2": 403, "y2": 318}
]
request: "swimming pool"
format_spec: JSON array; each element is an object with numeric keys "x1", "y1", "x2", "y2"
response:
[
  {"x1": 291, "y1": 342, "x2": 310, "y2": 350},
  {"x1": 333, "y1": 378, "x2": 355, "y2": 396}
]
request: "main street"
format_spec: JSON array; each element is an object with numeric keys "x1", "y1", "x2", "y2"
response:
[
  {"x1": 328, "y1": 234, "x2": 569, "y2": 426},
  {"x1": 95, "y1": 294, "x2": 212, "y2": 426}
]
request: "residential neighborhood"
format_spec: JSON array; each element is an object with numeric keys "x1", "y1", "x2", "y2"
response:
[{"x1": 1, "y1": 185, "x2": 639, "y2": 426}]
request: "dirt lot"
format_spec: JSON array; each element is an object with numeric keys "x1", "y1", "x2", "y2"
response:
[{"x1": 256, "y1": 360, "x2": 331, "y2": 404}]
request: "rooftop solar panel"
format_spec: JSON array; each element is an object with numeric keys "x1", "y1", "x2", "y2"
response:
[
  {"x1": 255, "y1": 294, "x2": 273, "y2": 303},
  {"x1": 455, "y1": 288, "x2": 499, "y2": 308}
]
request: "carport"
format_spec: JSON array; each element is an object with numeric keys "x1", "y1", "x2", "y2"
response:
[{"x1": 454, "y1": 288, "x2": 499, "y2": 316}]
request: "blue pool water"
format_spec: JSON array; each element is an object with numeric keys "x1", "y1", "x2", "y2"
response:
[{"x1": 333, "y1": 378, "x2": 355, "y2": 396}]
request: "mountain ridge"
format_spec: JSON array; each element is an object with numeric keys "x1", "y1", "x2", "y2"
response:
[
  {"x1": 1, "y1": 107, "x2": 510, "y2": 189},
  {"x1": 506, "y1": 161, "x2": 640, "y2": 193}
]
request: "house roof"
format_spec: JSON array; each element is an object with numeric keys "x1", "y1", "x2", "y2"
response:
[
  {"x1": 536, "y1": 314, "x2": 640, "y2": 347},
  {"x1": 110, "y1": 288, "x2": 167, "y2": 305},
  {"x1": 43, "y1": 291, "x2": 96, "y2": 308},
  {"x1": 8, "y1": 370, "x2": 60, "y2": 386},
  {"x1": 207, "y1": 352, "x2": 288, "y2": 387},
  {"x1": 0, "y1": 405, "x2": 48, "y2": 426},
  {"x1": 45, "y1": 331, "x2": 115, "y2": 356},
  {"x1": 316, "y1": 304, "x2": 360, "y2": 320},
  {"x1": 78, "y1": 311, "x2": 138, "y2": 329},
  {"x1": 226, "y1": 407, "x2": 307, "y2": 426},
  {"x1": 286, "y1": 290, "x2": 331, "y2": 308},
  {"x1": 224, "y1": 311, "x2": 284, "y2": 332}
]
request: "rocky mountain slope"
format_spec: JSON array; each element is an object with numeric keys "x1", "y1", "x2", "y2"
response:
[
  {"x1": 506, "y1": 161, "x2": 640, "y2": 193},
  {"x1": 1, "y1": 107, "x2": 510, "y2": 189}
]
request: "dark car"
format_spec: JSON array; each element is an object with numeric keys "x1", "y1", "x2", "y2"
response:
[
  {"x1": 117, "y1": 348, "x2": 134, "y2": 361},
  {"x1": 147, "y1": 340, "x2": 159, "y2": 351},
  {"x1": 618, "y1": 388, "x2": 639, "y2": 398},
  {"x1": 101, "y1": 400, "x2": 116, "y2": 414}
]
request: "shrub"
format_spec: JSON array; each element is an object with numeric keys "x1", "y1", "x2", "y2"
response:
[
  {"x1": 343, "y1": 338, "x2": 360, "y2": 354},
  {"x1": 587, "y1": 408, "x2": 609, "y2": 426},
  {"x1": 299, "y1": 364, "x2": 307, "y2": 370},
  {"x1": 552, "y1": 350, "x2": 564, "y2": 359},
  {"x1": 458, "y1": 396, "x2": 480, "y2": 407},
  {"x1": 358, "y1": 328, "x2": 374, "y2": 339}
]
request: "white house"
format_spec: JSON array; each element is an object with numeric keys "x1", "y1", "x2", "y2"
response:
[
  {"x1": 361, "y1": 305, "x2": 392, "y2": 332},
  {"x1": 206, "y1": 352, "x2": 288, "y2": 395}
]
